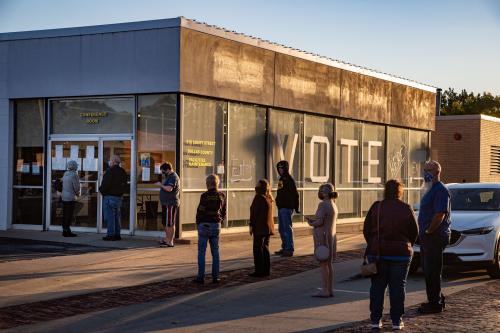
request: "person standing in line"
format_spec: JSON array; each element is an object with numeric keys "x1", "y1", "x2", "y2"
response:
[
  {"x1": 274, "y1": 160, "x2": 299, "y2": 257},
  {"x1": 306, "y1": 183, "x2": 338, "y2": 298},
  {"x1": 363, "y1": 179, "x2": 418, "y2": 330},
  {"x1": 156, "y1": 162, "x2": 180, "y2": 247},
  {"x1": 417, "y1": 160, "x2": 451, "y2": 314},
  {"x1": 100, "y1": 155, "x2": 128, "y2": 241},
  {"x1": 193, "y1": 174, "x2": 226, "y2": 284},
  {"x1": 61, "y1": 160, "x2": 80, "y2": 237},
  {"x1": 249, "y1": 179, "x2": 275, "y2": 277}
]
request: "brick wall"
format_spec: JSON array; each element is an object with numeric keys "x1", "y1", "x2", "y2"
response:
[
  {"x1": 479, "y1": 119, "x2": 500, "y2": 182},
  {"x1": 431, "y1": 118, "x2": 481, "y2": 183}
]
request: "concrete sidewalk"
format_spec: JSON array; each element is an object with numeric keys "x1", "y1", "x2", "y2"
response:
[{"x1": 0, "y1": 229, "x2": 364, "y2": 307}]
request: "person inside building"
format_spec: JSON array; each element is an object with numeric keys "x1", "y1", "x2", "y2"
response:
[
  {"x1": 417, "y1": 160, "x2": 451, "y2": 314},
  {"x1": 155, "y1": 162, "x2": 180, "y2": 247},
  {"x1": 306, "y1": 183, "x2": 338, "y2": 298},
  {"x1": 100, "y1": 155, "x2": 128, "y2": 241},
  {"x1": 249, "y1": 179, "x2": 275, "y2": 277},
  {"x1": 364, "y1": 179, "x2": 418, "y2": 330},
  {"x1": 193, "y1": 174, "x2": 226, "y2": 284},
  {"x1": 61, "y1": 160, "x2": 80, "y2": 237},
  {"x1": 274, "y1": 160, "x2": 300, "y2": 257}
]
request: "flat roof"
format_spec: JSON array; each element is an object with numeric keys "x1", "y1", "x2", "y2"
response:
[
  {"x1": 436, "y1": 114, "x2": 500, "y2": 123},
  {"x1": 0, "y1": 17, "x2": 437, "y2": 93}
]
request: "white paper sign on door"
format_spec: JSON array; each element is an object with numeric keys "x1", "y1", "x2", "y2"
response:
[
  {"x1": 83, "y1": 158, "x2": 98, "y2": 172},
  {"x1": 142, "y1": 167, "x2": 151, "y2": 182},
  {"x1": 55, "y1": 145, "x2": 64, "y2": 159},
  {"x1": 70, "y1": 145, "x2": 79, "y2": 160},
  {"x1": 51, "y1": 158, "x2": 67, "y2": 170},
  {"x1": 86, "y1": 146, "x2": 95, "y2": 159}
]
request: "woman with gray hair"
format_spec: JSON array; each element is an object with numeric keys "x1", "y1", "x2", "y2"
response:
[
  {"x1": 306, "y1": 183, "x2": 339, "y2": 297},
  {"x1": 61, "y1": 160, "x2": 81, "y2": 237}
]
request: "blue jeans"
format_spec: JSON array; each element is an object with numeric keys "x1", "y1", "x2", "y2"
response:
[
  {"x1": 197, "y1": 223, "x2": 221, "y2": 279},
  {"x1": 369, "y1": 258, "x2": 412, "y2": 325},
  {"x1": 103, "y1": 196, "x2": 122, "y2": 237},
  {"x1": 278, "y1": 208, "x2": 294, "y2": 252}
]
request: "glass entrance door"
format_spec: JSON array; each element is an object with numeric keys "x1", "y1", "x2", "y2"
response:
[
  {"x1": 48, "y1": 138, "x2": 133, "y2": 233},
  {"x1": 49, "y1": 141, "x2": 99, "y2": 228}
]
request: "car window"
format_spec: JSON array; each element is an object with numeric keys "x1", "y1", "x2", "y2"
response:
[{"x1": 450, "y1": 188, "x2": 500, "y2": 211}]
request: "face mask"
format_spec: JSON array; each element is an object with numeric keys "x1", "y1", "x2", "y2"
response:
[{"x1": 423, "y1": 171, "x2": 434, "y2": 183}]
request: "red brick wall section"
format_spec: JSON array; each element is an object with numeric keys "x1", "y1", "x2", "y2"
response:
[
  {"x1": 479, "y1": 119, "x2": 500, "y2": 182},
  {"x1": 431, "y1": 119, "x2": 481, "y2": 183}
]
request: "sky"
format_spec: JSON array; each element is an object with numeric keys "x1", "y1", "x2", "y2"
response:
[{"x1": 0, "y1": 0, "x2": 499, "y2": 95}]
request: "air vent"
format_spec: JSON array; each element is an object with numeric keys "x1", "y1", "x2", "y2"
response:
[{"x1": 491, "y1": 146, "x2": 500, "y2": 174}]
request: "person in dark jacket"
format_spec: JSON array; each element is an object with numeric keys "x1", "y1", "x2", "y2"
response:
[
  {"x1": 363, "y1": 179, "x2": 419, "y2": 330},
  {"x1": 193, "y1": 174, "x2": 226, "y2": 284},
  {"x1": 155, "y1": 162, "x2": 180, "y2": 247},
  {"x1": 249, "y1": 179, "x2": 275, "y2": 277},
  {"x1": 274, "y1": 160, "x2": 299, "y2": 257},
  {"x1": 100, "y1": 155, "x2": 128, "y2": 241}
]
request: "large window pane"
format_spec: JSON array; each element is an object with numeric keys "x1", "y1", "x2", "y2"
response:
[
  {"x1": 13, "y1": 188, "x2": 44, "y2": 225},
  {"x1": 336, "y1": 190, "x2": 361, "y2": 219},
  {"x1": 387, "y1": 127, "x2": 409, "y2": 185},
  {"x1": 304, "y1": 115, "x2": 333, "y2": 188},
  {"x1": 228, "y1": 103, "x2": 266, "y2": 188},
  {"x1": 336, "y1": 120, "x2": 362, "y2": 188},
  {"x1": 51, "y1": 97, "x2": 134, "y2": 134},
  {"x1": 362, "y1": 124, "x2": 385, "y2": 189},
  {"x1": 182, "y1": 96, "x2": 226, "y2": 189},
  {"x1": 409, "y1": 130, "x2": 430, "y2": 189},
  {"x1": 361, "y1": 190, "x2": 384, "y2": 215},
  {"x1": 268, "y1": 109, "x2": 303, "y2": 187},
  {"x1": 227, "y1": 191, "x2": 255, "y2": 227},
  {"x1": 14, "y1": 100, "x2": 45, "y2": 186}
]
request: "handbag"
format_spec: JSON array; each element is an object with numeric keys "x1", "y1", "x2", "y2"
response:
[
  {"x1": 360, "y1": 201, "x2": 382, "y2": 278},
  {"x1": 314, "y1": 231, "x2": 330, "y2": 262}
]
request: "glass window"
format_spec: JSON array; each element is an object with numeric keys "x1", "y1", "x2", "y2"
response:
[
  {"x1": 304, "y1": 115, "x2": 334, "y2": 188},
  {"x1": 227, "y1": 191, "x2": 255, "y2": 227},
  {"x1": 51, "y1": 97, "x2": 134, "y2": 134},
  {"x1": 13, "y1": 100, "x2": 45, "y2": 225},
  {"x1": 387, "y1": 127, "x2": 409, "y2": 186},
  {"x1": 336, "y1": 190, "x2": 361, "y2": 219},
  {"x1": 408, "y1": 130, "x2": 429, "y2": 189},
  {"x1": 362, "y1": 124, "x2": 386, "y2": 188},
  {"x1": 228, "y1": 103, "x2": 266, "y2": 188},
  {"x1": 182, "y1": 96, "x2": 226, "y2": 189},
  {"x1": 336, "y1": 120, "x2": 362, "y2": 188},
  {"x1": 268, "y1": 109, "x2": 303, "y2": 187},
  {"x1": 361, "y1": 190, "x2": 384, "y2": 215}
]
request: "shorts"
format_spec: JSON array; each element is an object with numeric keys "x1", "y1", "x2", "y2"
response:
[{"x1": 162, "y1": 205, "x2": 178, "y2": 227}]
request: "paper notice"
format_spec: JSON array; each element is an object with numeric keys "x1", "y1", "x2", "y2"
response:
[
  {"x1": 142, "y1": 167, "x2": 151, "y2": 182},
  {"x1": 21, "y1": 163, "x2": 30, "y2": 174},
  {"x1": 154, "y1": 163, "x2": 161, "y2": 174},
  {"x1": 16, "y1": 159, "x2": 24, "y2": 172},
  {"x1": 52, "y1": 158, "x2": 67, "y2": 171},
  {"x1": 55, "y1": 145, "x2": 64, "y2": 159},
  {"x1": 86, "y1": 145, "x2": 95, "y2": 159},
  {"x1": 83, "y1": 158, "x2": 98, "y2": 172},
  {"x1": 70, "y1": 145, "x2": 79, "y2": 160},
  {"x1": 140, "y1": 153, "x2": 150, "y2": 167},
  {"x1": 217, "y1": 164, "x2": 225, "y2": 175},
  {"x1": 32, "y1": 162, "x2": 40, "y2": 175}
]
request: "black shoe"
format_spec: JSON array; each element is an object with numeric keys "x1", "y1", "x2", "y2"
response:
[
  {"x1": 193, "y1": 278, "x2": 204, "y2": 284},
  {"x1": 418, "y1": 302, "x2": 443, "y2": 314},
  {"x1": 62, "y1": 231, "x2": 77, "y2": 237},
  {"x1": 212, "y1": 278, "x2": 221, "y2": 284},
  {"x1": 440, "y1": 295, "x2": 446, "y2": 309},
  {"x1": 274, "y1": 249, "x2": 284, "y2": 255},
  {"x1": 112, "y1": 236, "x2": 122, "y2": 241},
  {"x1": 102, "y1": 236, "x2": 114, "y2": 241},
  {"x1": 281, "y1": 251, "x2": 293, "y2": 257}
]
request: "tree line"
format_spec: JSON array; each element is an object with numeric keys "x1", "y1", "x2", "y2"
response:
[{"x1": 440, "y1": 88, "x2": 500, "y2": 117}]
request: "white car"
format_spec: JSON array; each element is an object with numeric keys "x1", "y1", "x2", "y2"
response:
[{"x1": 411, "y1": 183, "x2": 500, "y2": 278}]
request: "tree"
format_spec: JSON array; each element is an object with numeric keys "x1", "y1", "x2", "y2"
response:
[{"x1": 440, "y1": 88, "x2": 500, "y2": 117}]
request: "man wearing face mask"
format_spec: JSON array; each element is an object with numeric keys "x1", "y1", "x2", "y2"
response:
[
  {"x1": 100, "y1": 155, "x2": 128, "y2": 241},
  {"x1": 417, "y1": 160, "x2": 451, "y2": 314},
  {"x1": 274, "y1": 160, "x2": 300, "y2": 257},
  {"x1": 155, "y1": 162, "x2": 180, "y2": 247}
]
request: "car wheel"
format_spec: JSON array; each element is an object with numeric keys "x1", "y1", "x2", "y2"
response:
[
  {"x1": 487, "y1": 237, "x2": 500, "y2": 279},
  {"x1": 409, "y1": 255, "x2": 420, "y2": 274}
]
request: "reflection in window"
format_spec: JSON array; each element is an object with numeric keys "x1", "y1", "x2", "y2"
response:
[
  {"x1": 336, "y1": 120, "x2": 362, "y2": 188},
  {"x1": 51, "y1": 97, "x2": 134, "y2": 135},
  {"x1": 182, "y1": 96, "x2": 226, "y2": 189},
  {"x1": 362, "y1": 124, "x2": 385, "y2": 188},
  {"x1": 268, "y1": 109, "x2": 303, "y2": 187},
  {"x1": 409, "y1": 130, "x2": 429, "y2": 189},
  {"x1": 387, "y1": 127, "x2": 409, "y2": 186}
]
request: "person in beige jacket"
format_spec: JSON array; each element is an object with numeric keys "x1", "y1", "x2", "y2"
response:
[{"x1": 306, "y1": 183, "x2": 338, "y2": 298}]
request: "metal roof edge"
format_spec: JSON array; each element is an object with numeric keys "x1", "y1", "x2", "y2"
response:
[
  {"x1": 0, "y1": 17, "x2": 181, "y2": 41},
  {"x1": 180, "y1": 17, "x2": 438, "y2": 93}
]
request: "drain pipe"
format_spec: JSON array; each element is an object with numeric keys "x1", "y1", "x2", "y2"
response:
[{"x1": 436, "y1": 88, "x2": 442, "y2": 116}]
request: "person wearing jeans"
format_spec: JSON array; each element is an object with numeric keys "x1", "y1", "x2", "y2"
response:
[
  {"x1": 417, "y1": 160, "x2": 451, "y2": 314},
  {"x1": 99, "y1": 155, "x2": 128, "y2": 241},
  {"x1": 364, "y1": 180, "x2": 418, "y2": 330},
  {"x1": 274, "y1": 160, "x2": 299, "y2": 257},
  {"x1": 194, "y1": 174, "x2": 226, "y2": 284}
]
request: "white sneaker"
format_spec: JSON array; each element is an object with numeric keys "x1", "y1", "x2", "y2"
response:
[
  {"x1": 371, "y1": 321, "x2": 383, "y2": 329},
  {"x1": 392, "y1": 320, "x2": 404, "y2": 330}
]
